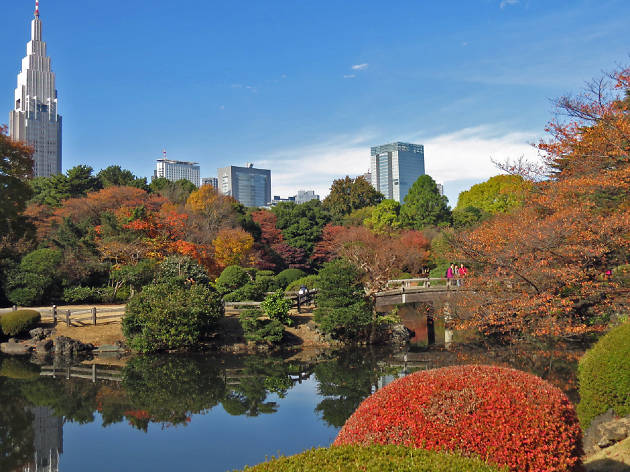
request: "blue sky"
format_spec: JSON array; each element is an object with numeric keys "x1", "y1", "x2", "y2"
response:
[{"x1": 2, "y1": 0, "x2": 628, "y2": 205}]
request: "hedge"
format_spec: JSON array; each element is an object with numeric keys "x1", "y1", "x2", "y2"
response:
[
  {"x1": 578, "y1": 321, "x2": 630, "y2": 429},
  {"x1": 235, "y1": 445, "x2": 502, "y2": 472},
  {"x1": 334, "y1": 365, "x2": 582, "y2": 472},
  {"x1": 274, "y1": 269, "x2": 306, "y2": 289},
  {"x1": 0, "y1": 309, "x2": 41, "y2": 336},
  {"x1": 285, "y1": 274, "x2": 320, "y2": 292}
]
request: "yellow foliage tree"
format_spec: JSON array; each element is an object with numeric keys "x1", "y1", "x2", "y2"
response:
[{"x1": 212, "y1": 228, "x2": 254, "y2": 268}]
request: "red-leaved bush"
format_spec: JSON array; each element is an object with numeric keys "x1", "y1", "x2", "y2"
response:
[{"x1": 334, "y1": 365, "x2": 582, "y2": 471}]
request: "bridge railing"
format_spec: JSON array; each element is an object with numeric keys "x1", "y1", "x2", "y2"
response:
[{"x1": 387, "y1": 277, "x2": 457, "y2": 289}]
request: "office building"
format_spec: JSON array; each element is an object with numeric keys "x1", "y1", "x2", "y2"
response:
[
  {"x1": 155, "y1": 156, "x2": 200, "y2": 187},
  {"x1": 370, "y1": 142, "x2": 425, "y2": 203},
  {"x1": 217, "y1": 163, "x2": 271, "y2": 208},
  {"x1": 202, "y1": 177, "x2": 218, "y2": 189},
  {"x1": 9, "y1": 1, "x2": 62, "y2": 177},
  {"x1": 295, "y1": 190, "x2": 320, "y2": 205}
]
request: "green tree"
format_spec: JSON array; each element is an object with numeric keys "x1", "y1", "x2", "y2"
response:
[
  {"x1": 456, "y1": 174, "x2": 527, "y2": 214},
  {"x1": 341, "y1": 205, "x2": 375, "y2": 227},
  {"x1": 322, "y1": 176, "x2": 383, "y2": 219},
  {"x1": 364, "y1": 199, "x2": 401, "y2": 234},
  {"x1": 271, "y1": 200, "x2": 331, "y2": 254},
  {"x1": 400, "y1": 175, "x2": 451, "y2": 229},
  {"x1": 451, "y1": 205, "x2": 490, "y2": 229},
  {"x1": 5, "y1": 248, "x2": 63, "y2": 306},
  {"x1": 314, "y1": 259, "x2": 372, "y2": 341},
  {"x1": 215, "y1": 265, "x2": 251, "y2": 295},
  {"x1": 149, "y1": 177, "x2": 196, "y2": 204},
  {"x1": 155, "y1": 255, "x2": 210, "y2": 286},
  {"x1": 29, "y1": 165, "x2": 102, "y2": 207},
  {"x1": 97, "y1": 165, "x2": 148, "y2": 190},
  {"x1": 122, "y1": 282, "x2": 223, "y2": 353}
]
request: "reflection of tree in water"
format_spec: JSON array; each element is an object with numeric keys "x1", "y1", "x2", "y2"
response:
[
  {"x1": 121, "y1": 355, "x2": 226, "y2": 431},
  {"x1": 0, "y1": 378, "x2": 35, "y2": 471},
  {"x1": 313, "y1": 349, "x2": 398, "y2": 428},
  {"x1": 221, "y1": 356, "x2": 296, "y2": 417}
]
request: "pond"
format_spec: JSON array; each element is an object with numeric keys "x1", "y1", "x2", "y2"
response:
[{"x1": 0, "y1": 306, "x2": 587, "y2": 472}]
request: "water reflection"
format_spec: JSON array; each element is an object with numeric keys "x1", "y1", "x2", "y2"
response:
[{"x1": 0, "y1": 339, "x2": 586, "y2": 472}]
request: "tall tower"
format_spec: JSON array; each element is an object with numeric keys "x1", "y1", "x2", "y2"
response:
[
  {"x1": 370, "y1": 142, "x2": 424, "y2": 203},
  {"x1": 9, "y1": 0, "x2": 62, "y2": 177}
]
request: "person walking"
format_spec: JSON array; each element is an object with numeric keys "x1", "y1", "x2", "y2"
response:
[{"x1": 446, "y1": 263, "x2": 455, "y2": 287}]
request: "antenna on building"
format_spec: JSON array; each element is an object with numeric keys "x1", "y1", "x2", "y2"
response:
[
  {"x1": 35, "y1": 0, "x2": 40, "y2": 17},
  {"x1": 162, "y1": 149, "x2": 167, "y2": 159}
]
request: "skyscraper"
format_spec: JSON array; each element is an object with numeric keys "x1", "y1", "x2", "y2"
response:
[
  {"x1": 370, "y1": 142, "x2": 425, "y2": 203},
  {"x1": 9, "y1": 1, "x2": 62, "y2": 177},
  {"x1": 217, "y1": 163, "x2": 271, "y2": 208}
]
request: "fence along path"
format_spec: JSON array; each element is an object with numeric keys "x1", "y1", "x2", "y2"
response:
[{"x1": 36, "y1": 306, "x2": 126, "y2": 327}]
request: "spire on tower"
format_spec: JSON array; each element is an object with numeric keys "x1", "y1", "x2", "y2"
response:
[{"x1": 35, "y1": 0, "x2": 40, "y2": 17}]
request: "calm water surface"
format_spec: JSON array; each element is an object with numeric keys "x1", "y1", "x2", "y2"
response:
[{"x1": 1, "y1": 305, "x2": 586, "y2": 471}]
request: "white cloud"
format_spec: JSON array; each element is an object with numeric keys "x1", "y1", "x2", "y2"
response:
[
  {"x1": 343, "y1": 74, "x2": 356, "y2": 79},
  {"x1": 500, "y1": 0, "x2": 519, "y2": 8},
  {"x1": 258, "y1": 125, "x2": 541, "y2": 201},
  {"x1": 351, "y1": 63, "x2": 369, "y2": 71}
]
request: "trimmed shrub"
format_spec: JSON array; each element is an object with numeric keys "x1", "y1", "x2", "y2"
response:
[
  {"x1": 122, "y1": 283, "x2": 223, "y2": 353},
  {"x1": 255, "y1": 270, "x2": 275, "y2": 279},
  {"x1": 216, "y1": 265, "x2": 251, "y2": 294},
  {"x1": 222, "y1": 283, "x2": 265, "y2": 302},
  {"x1": 235, "y1": 445, "x2": 501, "y2": 472},
  {"x1": 285, "y1": 274, "x2": 320, "y2": 292},
  {"x1": 274, "y1": 268, "x2": 306, "y2": 289},
  {"x1": 0, "y1": 309, "x2": 41, "y2": 336},
  {"x1": 239, "y1": 309, "x2": 284, "y2": 345},
  {"x1": 261, "y1": 290, "x2": 293, "y2": 326},
  {"x1": 334, "y1": 365, "x2": 582, "y2": 472},
  {"x1": 253, "y1": 275, "x2": 278, "y2": 293},
  {"x1": 6, "y1": 248, "x2": 62, "y2": 306},
  {"x1": 578, "y1": 321, "x2": 630, "y2": 429},
  {"x1": 63, "y1": 286, "x2": 100, "y2": 304}
]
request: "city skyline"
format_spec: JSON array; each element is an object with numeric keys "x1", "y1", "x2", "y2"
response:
[{"x1": 2, "y1": 1, "x2": 628, "y2": 204}]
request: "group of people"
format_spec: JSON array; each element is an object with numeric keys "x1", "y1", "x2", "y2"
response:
[{"x1": 446, "y1": 263, "x2": 467, "y2": 286}]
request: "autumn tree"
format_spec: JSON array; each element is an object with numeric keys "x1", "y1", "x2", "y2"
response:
[
  {"x1": 213, "y1": 228, "x2": 255, "y2": 269},
  {"x1": 0, "y1": 125, "x2": 33, "y2": 236},
  {"x1": 331, "y1": 226, "x2": 430, "y2": 341},
  {"x1": 322, "y1": 176, "x2": 383, "y2": 219},
  {"x1": 449, "y1": 66, "x2": 630, "y2": 339}
]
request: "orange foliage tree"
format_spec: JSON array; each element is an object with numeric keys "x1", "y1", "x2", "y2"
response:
[
  {"x1": 212, "y1": 228, "x2": 254, "y2": 269},
  {"x1": 449, "y1": 67, "x2": 630, "y2": 338}
]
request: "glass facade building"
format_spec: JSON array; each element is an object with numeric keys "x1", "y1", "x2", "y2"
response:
[
  {"x1": 370, "y1": 142, "x2": 425, "y2": 203},
  {"x1": 217, "y1": 164, "x2": 271, "y2": 208}
]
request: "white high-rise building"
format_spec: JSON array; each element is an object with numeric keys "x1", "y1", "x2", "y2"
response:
[
  {"x1": 9, "y1": 1, "x2": 62, "y2": 177},
  {"x1": 155, "y1": 155, "x2": 200, "y2": 187}
]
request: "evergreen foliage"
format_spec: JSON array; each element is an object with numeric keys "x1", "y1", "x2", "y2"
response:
[
  {"x1": 322, "y1": 175, "x2": 384, "y2": 218},
  {"x1": 578, "y1": 321, "x2": 630, "y2": 429},
  {"x1": 235, "y1": 445, "x2": 501, "y2": 472},
  {"x1": 239, "y1": 308, "x2": 285, "y2": 345},
  {"x1": 216, "y1": 265, "x2": 251, "y2": 295},
  {"x1": 261, "y1": 290, "x2": 293, "y2": 326},
  {"x1": 400, "y1": 175, "x2": 451, "y2": 229},
  {"x1": 122, "y1": 282, "x2": 223, "y2": 353},
  {"x1": 274, "y1": 268, "x2": 306, "y2": 289},
  {"x1": 314, "y1": 259, "x2": 371, "y2": 340}
]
